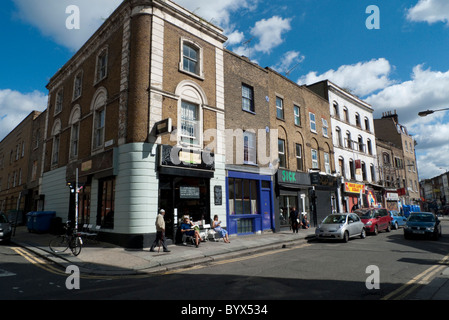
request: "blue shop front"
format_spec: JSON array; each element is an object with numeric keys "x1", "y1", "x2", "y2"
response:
[{"x1": 226, "y1": 171, "x2": 275, "y2": 235}]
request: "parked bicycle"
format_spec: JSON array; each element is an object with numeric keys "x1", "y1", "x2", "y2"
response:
[{"x1": 49, "y1": 221, "x2": 83, "y2": 256}]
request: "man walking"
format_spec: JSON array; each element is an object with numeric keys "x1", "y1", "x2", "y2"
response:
[{"x1": 150, "y1": 209, "x2": 170, "y2": 253}]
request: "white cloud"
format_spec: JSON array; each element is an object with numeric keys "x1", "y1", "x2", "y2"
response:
[
  {"x1": 12, "y1": 0, "x2": 122, "y2": 51},
  {"x1": 176, "y1": 0, "x2": 259, "y2": 27},
  {"x1": 225, "y1": 30, "x2": 245, "y2": 46},
  {"x1": 298, "y1": 58, "x2": 394, "y2": 97},
  {"x1": 366, "y1": 64, "x2": 449, "y2": 124},
  {"x1": 407, "y1": 0, "x2": 449, "y2": 25},
  {"x1": 250, "y1": 16, "x2": 292, "y2": 54},
  {"x1": 0, "y1": 89, "x2": 48, "y2": 141},
  {"x1": 365, "y1": 64, "x2": 449, "y2": 179},
  {"x1": 271, "y1": 51, "x2": 305, "y2": 74}
]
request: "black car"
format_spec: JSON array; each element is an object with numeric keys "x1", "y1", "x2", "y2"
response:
[
  {"x1": 404, "y1": 212, "x2": 442, "y2": 240},
  {"x1": 0, "y1": 213, "x2": 12, "y2": 243}
]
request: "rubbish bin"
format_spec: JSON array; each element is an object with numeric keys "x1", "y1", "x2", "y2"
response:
[
  {"x1": 26, "y1": 212, "x2": 36, "y2": 232},
  {"x1": 33, "y1": 211, "x2": 56, "y2": 233}
]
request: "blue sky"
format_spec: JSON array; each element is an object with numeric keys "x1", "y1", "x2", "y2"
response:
[{"x1": 1, "y1": 0, "x2": 449, "y2": 180}]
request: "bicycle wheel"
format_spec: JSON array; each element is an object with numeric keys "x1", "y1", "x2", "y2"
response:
[
  {"x1": 70, "y1": 236, "x2": 83, "y2": 256},
  {"x1": 49, "y1": 235, "x2": 69, "y2": 253}
]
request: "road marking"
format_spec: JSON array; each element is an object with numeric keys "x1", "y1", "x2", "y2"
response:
[
  {"x1": 382, "y1": 253, "x2": 449, "y2": 300},
  {"x1": 0, "y1": 268, "x2": 16, "y2": 277}
]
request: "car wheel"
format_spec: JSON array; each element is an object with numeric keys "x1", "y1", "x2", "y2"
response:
[
  {"x1": 360, "y1": 228, "x2": 366, "y2": 239},
  {"x1": 386, "y1": 224, "x2": 391, "y2": 232},
  {"x1": 373, "y1": 225, "x2": 378, "y2": 235},
  {"x1": 343, "y1": 231, "x2": 349, "y2": 243},
  {"x1": 394, "y1": 222, "x2": 399, "y2": 230}
]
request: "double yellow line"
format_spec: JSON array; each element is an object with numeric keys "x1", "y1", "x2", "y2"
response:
[
  {"x1": 382, "y1": 253, "x2": 449, "y2": 300},
  {"x1": 11, "y1": 246, "x2": 155, "y2": 280},
  {"x1": 11, "y1": 247, "x2": 68, "y2": 276}
]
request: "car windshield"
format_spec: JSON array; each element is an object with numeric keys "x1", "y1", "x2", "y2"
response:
[
  {"x1": 408, "y1": 214, "x2": 435, "y2": 223},
  {"x1": 355, "y1": 210, "x2": 373, "y2": 219},
  {"x1": 322, "y1": 215, "x2": 346, "y2": 224},
  {"x1": 0, "y1": 214, "x2": 8, "y2": 223}
]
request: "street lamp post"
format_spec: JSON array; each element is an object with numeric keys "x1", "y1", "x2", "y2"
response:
[{"x1": 418, "y1": 107, "x2": 449, "y2": 117}]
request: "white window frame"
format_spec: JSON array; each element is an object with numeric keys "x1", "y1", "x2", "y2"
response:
[
  {"x1": 324, "y1": 152, "x2": 331, "y2": 174},
  {"x1": 311, "y1": 149, "x2": 319, "y2": 169},
  {"x1": 278, "y1": 139, "x2": 286, "y2": 168},
  {"x1": 276, "y1": 97, "x2": 284, "y2": 120},
  {"x1": 322, "y1": 118, "x2": 328, "y2": 137},
  {"x1": 294, "y1": 105, "x2": 301, "y2": 126},
  {"x1": 180, "y1": 100, "x2": 201, "y2": 147},
  {"x1": 243, "y1": 130, "x2": 257, "y2": 165},
  {"x1": 309, "y1": 112, "x2": 317, "y2": 133},
  {"x1": 179, "y1": 38, "x2": 204, "y2": 79}
]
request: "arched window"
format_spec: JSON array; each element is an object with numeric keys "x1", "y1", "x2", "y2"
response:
[
  {"x1": 51, "y1": 120, "x2": 61, "y2": 166},
  {"x1": 91, "y1": 88, "x2": 107, "y2": 151},
  {"x1": 69, "y1": 106, "x2": 81, "y2": 159},
  {"x1": 175, "y1": 81, "x2": 207, "y2": 148}
]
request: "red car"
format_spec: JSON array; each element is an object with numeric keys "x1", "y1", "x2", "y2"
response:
[{"x1": 354, "y1": 208, "x2": 392, "y2": 235}]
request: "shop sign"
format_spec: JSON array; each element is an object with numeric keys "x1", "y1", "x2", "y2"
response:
[
  {"x1": 277, "y1": 170, "x2": 310, "y2": 185},
  {"x1": 386, "y1": 192, "x2": 399, "y2": 201},
  {"x1": 159, "y1": 145, "x2": 215, "y2": 171},
  {"x1": 345, "y1": 182, "x2": 365, "y2": 194},
  {"x1": 310, "y1": 172, "x2": 338, "y2": 187}
]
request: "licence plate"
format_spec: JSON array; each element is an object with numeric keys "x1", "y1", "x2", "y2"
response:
[{"x1": 412, "y1": 230, "x2": 425, "y2": 234}]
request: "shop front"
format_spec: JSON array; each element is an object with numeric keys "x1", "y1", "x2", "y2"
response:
[
  {"x1": 158, "y1": 145, "x2": 215, "y2": 240},
  {"x1": 275, "y1": 170, "x2": 311, "y2": 230},
  {"x1": 226, "y1": 171, "x2": 274, "y2": 235},
  {"x1": 342, "y1": 181, "x2": 365, "y2": 212},
  {"x1": 310, "y1": 172, "x2": 339, "y2": 226}
]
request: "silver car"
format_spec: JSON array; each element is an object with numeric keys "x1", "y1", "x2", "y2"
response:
[
  {"x1": 0, "y1": 213, "x2": 12, "y2": 243},
  {"x1": 315, "y1": 213, "x2": 366, "y2": 242}
]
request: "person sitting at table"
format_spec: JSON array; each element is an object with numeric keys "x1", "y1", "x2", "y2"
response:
[
  {"x1": 180, "y1": 216, "x2": 201, "y2": 248},
  {"x1": 212, "y1": 215, "x2": 230, "y2": 243}
]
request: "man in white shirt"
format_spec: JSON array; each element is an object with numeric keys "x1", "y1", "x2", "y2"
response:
[{"x1": 150, "y1": 209, "x2": 170, "y2": 252}]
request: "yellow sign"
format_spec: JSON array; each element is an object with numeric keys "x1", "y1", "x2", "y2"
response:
[
  {"x1": 179, "y1": 151, "x2": 201, "y2": 164},
  {"x1": 345, "y1": 182, "x2": 364, "y2": 194}
]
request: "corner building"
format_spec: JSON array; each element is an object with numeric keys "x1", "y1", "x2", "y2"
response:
[{"x1": 42, "y1": 0, "x2": 227, "y2": 248}]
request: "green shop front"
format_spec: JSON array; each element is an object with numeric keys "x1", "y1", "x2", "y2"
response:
[{"x1": 275, "y1": 170, "x2": 311, "y2": 230}]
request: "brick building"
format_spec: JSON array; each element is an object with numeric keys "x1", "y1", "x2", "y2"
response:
[
  {"x1": 0, "y1": 110, "x2": 46, "y2": 221},
  {"x1": 224, "y1": 50, "x2": 337, "y2": 231},
  {"x1": 374, "y1": 111, "x2": 420, "y2": 205},
  {"x1": 41, "y1": 0, "x2": 227, "y2": 247}
]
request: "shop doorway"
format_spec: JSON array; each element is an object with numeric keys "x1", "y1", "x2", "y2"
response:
[{"x1": 159, "y1": 175, "x2": 211, "y2": 240}]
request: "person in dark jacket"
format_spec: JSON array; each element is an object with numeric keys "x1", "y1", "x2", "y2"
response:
[{"x1": 290, "y1": 207, "x2": 300, "y2": 233}]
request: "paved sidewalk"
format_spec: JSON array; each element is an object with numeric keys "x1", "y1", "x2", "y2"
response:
[{"x1": 10, "y1": 225, "x2": 315, "y2": 276}]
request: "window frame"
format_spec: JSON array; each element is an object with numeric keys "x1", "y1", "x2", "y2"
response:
[
  {"x1": 243, "y1": 130, "x2": 257, "y2": 165},
  {"x1": 95, "y1": 47, "x2": 108, "y2": 84},
  {"x1": 294, "y1": 105, "x2": 301, "y2": 126},
  {"x1": 278, "y1": 139, "x2": 286, "y2": 168},
  {"x1": 242, "y1": 83, "x2": 255, "y2": 113},
  {"x1": 180, "y1": 39, "x2": 204, "y2": 79},
  {"x1": 295, "y1": 143, "x2": 303, "y2": 171},
  {"x1": 309, "y1": 112, "x2": 317, "y2": 133},
  {"x1": 276, "y1": 96, "x2": 284, "y2": 120},
  {"x1": 311, "y1": 149, "x2": 319, "y2": 169}
]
